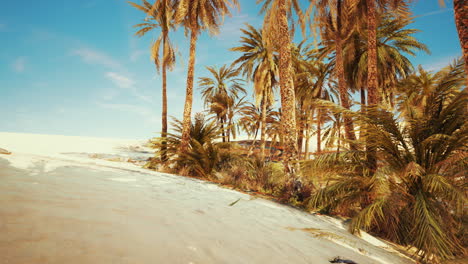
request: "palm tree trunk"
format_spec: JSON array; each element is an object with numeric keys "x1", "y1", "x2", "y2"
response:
[
  {"x1": 360, "y1": 87, "x2": 366, "y2": 141},
  {"x1": 317, "y1": 109, "x2": 322, "y2": 154},
  {"x1": 336, "y1": 0, "x2": 357, "y2": 149},
  {"x1": 227, "y1": 117, "x2": 231, "y2": 142},
  {"x1": 453, "y1": 0, "x2": 468, "y2": 83},
  {"x1": 161, "y1": 33, "x2": 168, "y2": 162},
  {"x1": 297, "y1": 103, "x2": 305, "y2": 158},
  {"x1": 180, "y1": 28, "x2": 198, "y2": 153},
  {"x1": 360, "y1": 87, "x2": 366, "y2": 106},
  {"x1": 304, "y1": 111, "x2": 311, "y2": 159},
  {"x1": 220, "y1": 118, "x2": 226, "y2": 143},
  {"x1": 366, "y1": 0, "x2": 378, "y2": 106},
  {"x1": 278, "y1": 0, "x2": 300, "y2": 176},
  {"x1": 260, "y1": 95, "x2": 267, "y2": 160},
  {"x1": 366, "y1": 0, "x2": 378, "y2": 173},
  {"x1": 337, "y1": 120, "x2": 341, "y2": 153},
  {"x1": 248, "y1": 126, "x2": 259, "y2": 156}
]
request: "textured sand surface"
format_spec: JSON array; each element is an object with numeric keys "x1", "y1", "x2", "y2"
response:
[{"x1": 0, "y1": 132, "x2": 414, "y2": 264}]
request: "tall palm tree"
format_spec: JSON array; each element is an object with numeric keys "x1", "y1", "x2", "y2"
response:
[
  {"x1": 291, "y1": 42, "x2": 323, "y2": 156},
  {"x1": 315, "y1": 0, "x2": 357, "y2": 148},
  {"x1": 357, "y1": 0, "x2": 411, "y2": 173},
  {"x1": 199, "y1": 64, "x2": 246, "y2": 142},
  {"x1": 306, "y1": 52, "x2": 334, "y2": 154},
  {"x1": 358, "y1": 0, "x2": 411, "y2": 105},
  {"x1": 231, "y1": 24, "x2": 278, "y2": 159},
  {"x1": 175, "y1": 0, "x2": 239, "y2": 153},
  {"x1": 257, "y1": 0, "x2": 309, "y2": 176},
  {"x1": 343, "y1": 14, "x2": 429, "y2": 108},
  {"x1": 129, "y1": 0, "x2": 177, "y2": 162}
]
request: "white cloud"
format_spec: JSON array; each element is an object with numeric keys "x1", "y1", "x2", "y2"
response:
[
  {"x1": 72, "y1": 47, "x2": 121, "y2": 69},
  {"x1": 130, "y1": 49, "x2": 147, "y2": 62},
  {"x1": 97, "y1": 102, "x2": 159, "y2": 124},
  {"x1": 215, "y1": 14, "x2": 260, "y2": 42},
  {"x1": 423, "y1": 55, "x2": 460, "y2": 72},
  {"x1": 0, "y1": 24, "x2": 6, "y2": 32},
  {"x1": 12, "y1": 57, "x2": 27, "y2": 73},
  {"x1": 105, "y1": 72, "x2": 135, "y2": 89},
  {"x1": 104, "y1": 72, "x2": 153, "y2": 103},
  {"x1": 417, "y1": 8, "x2": 452, "y2": 18}
]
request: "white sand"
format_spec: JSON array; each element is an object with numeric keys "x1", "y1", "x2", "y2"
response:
[{"x1": 0, "y1": 132, "x2": 414, "y2": 264}]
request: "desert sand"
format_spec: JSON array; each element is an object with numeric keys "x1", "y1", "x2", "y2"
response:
[{"x1": 0, "y1": 132, "x2": 414, "y2": 264}]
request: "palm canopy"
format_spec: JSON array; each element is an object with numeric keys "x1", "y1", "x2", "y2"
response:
[
  {"x1": 348, "y1": 15, "x2": 429, "y2": 85},
  {"x1": 257, "y1": 0, "x2": 310, "y2": 41},
  {"x1": 199, "y1": 65, "x2": 246, "y2": 103},
  {"x1": 231, "y1": 24, "x2": 278, "y2": 106},
  {"x1": 316, "y1": 13, "x2": 428, "y2": 94},
  {"x1": 128, "y1": 0, "x2": 177, "y2": 71},
  {"x1": 342, "y1": 14, "x2": 429, "y2": 102},
  {"x1": 293, "y1": 42, "x2": 323, "y2": 106},
  {"x1": 175, "y1": 0, "x2": 239, "y2": 35},
  {"x1": 199, "y1": 64, "x2": 246, "y2": 142}
]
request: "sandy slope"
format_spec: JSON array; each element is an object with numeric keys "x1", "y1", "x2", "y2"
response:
[{"x1": 0, "y1": 132, "x2": 414, "y2": 264}]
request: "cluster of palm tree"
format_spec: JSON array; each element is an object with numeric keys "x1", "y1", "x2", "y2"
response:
[
  {"x1": 306, "y1": 59, "x2": 467, "y2": 262},
  {"x1": 129, "y1": 0, "x2": 467, "y2": 262}
]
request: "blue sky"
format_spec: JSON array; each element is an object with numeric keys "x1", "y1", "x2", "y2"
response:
[{"x1": 0, "y1": 0, "x2": 461, "y2": 139}]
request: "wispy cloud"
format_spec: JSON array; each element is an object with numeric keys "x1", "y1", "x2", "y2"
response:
[
  {"x1": 106, "y1": 72, "x2": 135, "y2": 89},
  {"x1": 417, "y1": 8, "x2": 452, "y2": 18},
  {"x1": 11, "y1": 57, "x2": 27, "y2": 73},
  {"x1": 72, "y1": 47, "x2": 121, "y2": 69},
  {"x1": 422, "y1": 54, "x2": 460, "y2": 72},
  {"x1": 97, "y1": 102, "x2": 159, "y2": 124},
  {"x1": 104, "y1": 72, "x2": 153, "y2": 103},
  {"x1": 130, "y1": 49, "x2": 147, "y2": 62},
  {"x1": 0, "y1": 23, "x2": 7, "y2": 32},
  {"x1": 215, "y1": 14, "x2": 260, "y2": 42}
]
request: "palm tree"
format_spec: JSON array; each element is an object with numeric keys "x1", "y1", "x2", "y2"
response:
[
  {"x1": 258, "y1": 0, "x2": 310, "y2": 176},
  {"x1": 315, "y1": 0, "x2": 357, "y2": 148},
  {"x1": 358, "y1": 0, "x2": 410, "y2": 105},
  {"x1": 129, "y1": 0, "x2": 177, "y2": 162},
  {"x1": 356, "y1": 0, "x2": 412, "y2": 173},
  {"x1": 175, "y1": 0, "x2": 239, "y2": 153},
  {"x1": 239, "y1": 103, "x2": 262, "y2": 142},
  {"x1": 265, "y1": 108, "x2": 283, "y2": 157},
  {"x1": 206, "y1": 92, "x2": 230, "y2": 142},
  {"x1": 306, "y1": 54, "x2": 334, "y2": 154},
  {"x1": 291, "y1": 42, "x2": 324, "y2": 156},
  {"x1": 148, "y1": 113, "x2": 224, "y2": 177},
  {"x1": 342, "y1": 14, "x2": 429, "y2": 108},
  {"x1": 239, "y1": 102, "x2": 277, "y2": 154},
  {"x1": 231, "y1": 24, "x2": 278, "y2": 159},
  {"x1": 306, "y1": 59, "x2": 467, "y2": 263},
  {"x1": 199, "y1": 64, "x2": 246, "y2": 142}
]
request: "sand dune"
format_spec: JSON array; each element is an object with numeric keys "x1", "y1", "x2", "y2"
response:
[{"x1": 0, "y1": 132, "x2": 414, "y2": 264}]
